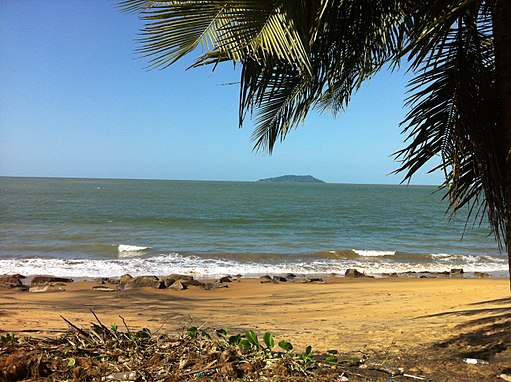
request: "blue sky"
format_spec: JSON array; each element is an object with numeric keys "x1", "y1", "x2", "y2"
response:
[{"x1": 0, "y1": 0, "x2": 443, "y2": 185}]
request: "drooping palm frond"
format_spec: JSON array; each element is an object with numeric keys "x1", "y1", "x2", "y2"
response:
[
  {"x1": 119, "y1": 1, "x2": 311, "y2": 73},
  {"x1": 395, "y1": 2, "x2": 503, "y2": 245},
  {"x1": 241, "y1": 0, "x2": 409, "y2": 151}
]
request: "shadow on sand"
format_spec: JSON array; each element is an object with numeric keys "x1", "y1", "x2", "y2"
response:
[{"x1": 423, "y1": 297, "x2": 511, "y2": 364}]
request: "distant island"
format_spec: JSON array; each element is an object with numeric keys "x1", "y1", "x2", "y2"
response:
[{"x1": 257, "y1": 175, "x2": 325, "y2": 183}]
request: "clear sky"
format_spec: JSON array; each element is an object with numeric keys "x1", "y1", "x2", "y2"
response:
[{"x1": 0, "y1": 0, "x2": 443, "y2": 185}]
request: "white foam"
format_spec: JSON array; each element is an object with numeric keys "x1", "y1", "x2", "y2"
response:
[
  {"x1": 0, "y1": 251, "x2": 508, "y2": 279},
  {"x1": 118, "y1": 244, "x2": 150, "y2": 257},
  {"x1": 353, "y1": 249, "x2": 395, "y2": 257}
]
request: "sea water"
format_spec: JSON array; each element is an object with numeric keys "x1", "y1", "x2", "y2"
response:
[{"x1": 0, "y1": 177, "x2": 507, "y2": 278}]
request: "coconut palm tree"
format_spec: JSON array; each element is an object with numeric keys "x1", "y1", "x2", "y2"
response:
[{"x1": 119, "y1": 0, "x2": 511, "y2": 287}]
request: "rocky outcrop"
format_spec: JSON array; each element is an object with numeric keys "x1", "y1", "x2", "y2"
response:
[
  {"x1": 168, "y1": 281, "x2": 187, "y2": 291},
  {"x1": 0, "y1": 275, "x2": 27, "y2": 290},
  {"x1": 345, "y1": 268, "x2": 366, "y2": 278},
  {"x1": 123, "y1": 276, "x2": 163, "y2": 290},
  {"x1": 30, "y1": 276, "x2": 73, "y2": 286}
]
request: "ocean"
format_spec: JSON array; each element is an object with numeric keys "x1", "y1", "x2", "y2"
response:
[{"x1": 0, "y1": 177, "x2": 507, "y2": 278}]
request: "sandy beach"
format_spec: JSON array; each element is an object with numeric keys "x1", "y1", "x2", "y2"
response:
[
  {"x1": 1, "y1": 276, "x2": 510, "y2": 380},
  {"x1": 0, "y1": 276, "x2": 508, "y2": 350}
]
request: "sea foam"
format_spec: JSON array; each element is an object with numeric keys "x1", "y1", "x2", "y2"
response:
[
  {"x1": 118, "y1": 244, "x2": 150, "y2": 257},
  {"x1": 0, "y1": 251, "x2": 508, "y2": 279}
]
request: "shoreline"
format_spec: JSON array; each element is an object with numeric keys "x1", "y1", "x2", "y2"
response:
[{"x1": 1, "y1": 276, "x2": 509, "y2": 350}]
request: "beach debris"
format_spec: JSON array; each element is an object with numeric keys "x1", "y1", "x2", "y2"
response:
[
  {"x1": 30, "y1": 276, "x2": 73, "y2": 286},
  {"x1": 28, "y1": 285, "x2": 65, "y2": 293},
  {"x1": 105, "y1": 370, "x2": 138, "y2": 381},
  {"x1": 450, "y1": 268, "x2": 464, "y2": 276},
  {"x1": 91, "y1": 285, "x2": 117, "y2": 292},
  {"x1": 168, "y1": 281, "x2": 187, "y2": 291},
  {"x1": 345, "y1": 268, "x2": 366, "y2": 278},
  {"x1": 499, "y1": 373, "x2": 511, "y2": 381},
  {"x1": 463, "y1": 357, "x2": 489, "y2": 365},
  {"x1": 0, "y1": 275, "x2": 27, "y2": 290},
  {"x1": 335, "y1": 375, "x2": 349, "y2": 381},
  {"x1": 474, "y1": 271, "x2": 490, "y2": 278},
  {"x1": 123, "y1": 275, "x2": 162, "y2": 290},
  {"x1": 359, "y1": 361, "x2": 404, "y2": 376}
]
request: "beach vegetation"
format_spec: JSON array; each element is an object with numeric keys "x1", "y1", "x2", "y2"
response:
[
  {"x1": 118, "y1": 0, "x2": 511, "y2": 288},
  {"x1": 0, "y1": 333, "x2": 18, "y2": 345},
  {"x1": 1, "y1": 312, "x2": 502, "y2": 381}
]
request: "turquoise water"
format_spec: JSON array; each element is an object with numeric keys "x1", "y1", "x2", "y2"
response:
[{"x1": 0, "y1": 177, "x2": 507, "y2": 277}]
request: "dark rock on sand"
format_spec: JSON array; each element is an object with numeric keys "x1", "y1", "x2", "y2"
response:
[
  {"x1": 123, "y1": 276, "x2": 162, "y2": 290},
  {"x1": 306, "y1": 277, "x2": 324, "y2": 283},
  {"x1": 203, "y1": 282, "x2": 229, "y2": 290},
  {"x1": 474, "y1": 271, "x2": 490, "y2": 278},
  {"x1": 273, "y1": 276, "x2": 287, "y2": 282},
  {"x1": 30, "y1": 276, "x2": 73, "y2": 286},
  {"x1": 168, "y1": 281, "x2": 187, "y2": 291},
  {"x1": 0, "y1": 275, "x2": 25, "y2": 289},
  {"x1": 450, "y1": 268, "x2": 464, "y2": 276},
  {"x1": 259, "y1": 275, "x2": 272, "y2": 280},
  {"x1": 345, "y1": 268, "x2": 366, "y2": 278},
  {"x1": 286, "y1": 273, "x2": 296, "y2": 279},
  {"x1": 388, "y1": 273, "x2": 399, "y2": 278},
  {"x1": 119, "y1": 274, "x2": 133, "y2": 284},
  {"x1": 169, "y1": 274, "x2": 194, "y2": 282},
  {"x1": 218, "y1": 276, "x2": 233, "y2": 283},
  {"x1": 161, "y1": 274, "x2": 197, "y2": 288}
]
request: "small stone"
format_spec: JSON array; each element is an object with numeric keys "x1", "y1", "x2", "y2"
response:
[
  {"x1": 345, "y1": 269, "x2": 365, "y2": 278},
  {"x1": 168, "y1": 281, "x2": 187, "y2": 291},
  {"x1": 286, "y1": 273, "x2": 296, "y2": 279},
  {"x1": 450, "y1": 268, "x2": 464, "y2": 276},
  {"x1": 0, "y1": 276, "x2": 24, "y2": 289},
  {"x1": 169, "y1": 274, "x2": 194, "y2": 282},
  {"x1": 30, "y1": 276, "x2": 73, "y2": 286},
  {"x1": 474, "y1": 272, "x2": 490, "y2": 278},
  {"x1": 273, "y1": 276, "x2": 287, "y2": 282},
  {"x1": 218, "y1": 276, "x2": 233, "y2": 283},
  {"x1": 219, "y1": 362, "x2": 237, "y2": 377},
  {"x1": 123, "y1": 275, "x2": 162, "y2": 290},
  {"x1": 307, "y1": 277, "x2": 324, "y2": 283},
  {"x1": 183, "y1": 279, "x2": 205, "y2": 287},
  {"x1": 238, "y1": 362, "x2": 254, "y2": 373},
  {"x1": 118, "y1": 274, "x2": 133, "y2": 285}
]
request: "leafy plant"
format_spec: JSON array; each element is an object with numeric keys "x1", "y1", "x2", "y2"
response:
[
  {"x1": 1, "y1": 333, "x2": 18, "y2": 345},
  {"x1": 263, "y1": 332, "x2": 274, "y2": 349},
  {"x1": 278, "y1": 339, "x2": 293, "y2": 352}
]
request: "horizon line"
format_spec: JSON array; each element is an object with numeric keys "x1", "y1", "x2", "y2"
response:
[{"x1": 0, "y1": 174, "x2": 441, "y2": 187}]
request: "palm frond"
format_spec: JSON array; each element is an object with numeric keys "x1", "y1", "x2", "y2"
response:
[{"x1": 395, "y1": 3, "x2": 503, "y2": 245}]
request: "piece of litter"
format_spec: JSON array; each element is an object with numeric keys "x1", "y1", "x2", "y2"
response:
[{"x1": 463, "y1": 357, "x2": 489, "y2": 365}]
